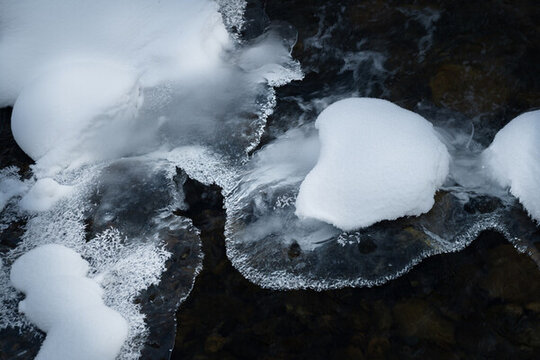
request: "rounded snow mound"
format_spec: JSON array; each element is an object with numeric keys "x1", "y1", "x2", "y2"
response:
[
  {"x1": 483, "y1": 110, "x2": 540, "y2": 222},
  {"x1": 10, "y1": 244, "x2": 128, "y2": 360},
  {"x1": 295, "y1": 98, "x2": 450, "y2": 231},
  {"x1": 11, "y1": 61, "x2": 141, "y2": 167}
]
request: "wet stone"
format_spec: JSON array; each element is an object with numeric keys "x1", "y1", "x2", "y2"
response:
[
  {"x1": 480, "y1": 244, "x2": 540, "y2": 303},
  {"x1": 204, "y1": 333, "x2": 228, "y2": 353},
  {"x1": 366, "y1": 337, "x2": 390, "y2": 359},
  {"x1": 429, "y1": 63, "x2": 510, "y2": 115},
  {"x1": 463, "y1": 196, "x2": 503, "y2": 214},
  {"x1": 393, "y1": 299, "x2": 455, "y2": 346}
]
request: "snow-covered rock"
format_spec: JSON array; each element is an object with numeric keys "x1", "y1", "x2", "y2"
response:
[
  {"x1": 0, "y1": 168, "x2": 28, "y2": 212},
  {"x1": 19, "y1": 178, "x2": 73, "y2": 212},
  {"x1": 0, "y1": 0, "x2": 231, "y2": 106},
  {"x1": 11, "y1": 62, "x2": 141, "y2": 166},
  {"x1": 10, "y1": 244, "x2": 128, "y2": 360},
  {"x1": 483, "y1": 110, "x2": 540, "y2": 222},
  {"x1": 295, "y1": 98, "x2": 450, "y2": 231}
]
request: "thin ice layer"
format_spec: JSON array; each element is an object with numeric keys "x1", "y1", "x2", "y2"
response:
[
  {"x1": 296, "y1": 98, "x2": 450, "y2": 230},
  {"x1": 224, "y1": 120, "x2": 538, "y2": 290},
  {"x1": 10, "y1": 244, "x2": 128, "y2": 360},
  {"x1": 483, "y1": 110, "x2": 540, "y2": 223},
  {"x1": 0, "y1": 167, "x2": 28, "y2": 212}
]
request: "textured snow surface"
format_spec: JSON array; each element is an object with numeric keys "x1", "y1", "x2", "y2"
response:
[
  {"x1": 296, "y1": 98, "x2": 450, "y2": 230},
  {"x1": 483, "y1": 110, "x2": 540, "y2": 222},
  {"x1": 19, "y1": 178, "x2": 73, "y2": 212},
  {"x1": 10, "y1": 244, "x2": 128, "y2": 360}
]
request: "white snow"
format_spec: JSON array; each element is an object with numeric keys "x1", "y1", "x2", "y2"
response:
[
  {"x1": 10, "y1": 244, "x2": 128, "y2": 360},
  {"x1": 0, "y1": 0, "x2": 231, "y2": 170},
  {"x1": 0, "y1": 168, "x2": 28, "y2": 212},
  {"x1": 0, "y1": 0, "x2": 231, "y2": 105},
  {"x1": 19, "y1": 178, "x2": 73, "y2": 212},
  {"x1": 295, "y1": 98, "x2": 450, "y2": 231},
  {"x1": 482, "y1": 110, "x2": 540, "y2": 222},
  {"x1": 0, "y1": 0, "x2": 301, "y2": 172},
  {"x1": 11, "y1": 61, "x2": 141, "y2": 167}
]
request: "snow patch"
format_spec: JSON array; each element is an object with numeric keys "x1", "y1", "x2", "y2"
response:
[
  {"x1": 483, "y1": 110, "x2": 540, "y2": 222},
  {"x1": 295, "y1": 98, "x2": 450, "y2": 230},
  {"x1": 10, "y1": 244, "x2": 128, "y2": 360},
  {"x1": 19, "y1": 178, "x2": 73, "y2": 212},
  {"x1": 11, "y1": 61, "x2": 141, "y2": 168},
  {"x1": 0, "y1": 167, "x2": 28, "y2": 212}
]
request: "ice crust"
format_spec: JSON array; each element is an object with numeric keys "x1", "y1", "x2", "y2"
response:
[
  {"x1": 224, "y1": 98, "x2": 540, "y2": 290},
  {"x1": 483, "y1": 110, "x2": 540, "y2": 222},
  {"x1": 10, "y1": 244, "x2": 128, "y2": 360},
  {"x1": 0, "y1": 159, "x2": 201, "y2": 360},
  {"x1": 296, "y1": 98, "x2": 450, "y2": 230},
  {"x1": 2, "y1": 1, "x2": 539, "y2": 357},
  {"x1": 0, "y1": 1, "x2": 303, "y2": 358}
]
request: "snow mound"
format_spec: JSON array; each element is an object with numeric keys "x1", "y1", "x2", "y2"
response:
[
  {"x1": 11, "y1": 61, "x2": 141, "y2": 167},
  {"x1": 295, "y1": 98, "x2": 450, "y2": 230},
  {"x1": 19, "y1": 178, "x2": 73, "y2": 212},
  {"x1": 1, "y1": 0, "x2": 301, "y2": 172},
  {"x1": 483, "y1": 110, "x2": 540, "y2": 222},
  {"x1": 0, "y1": 0, "x2": 230, "y2": 105},
  {"x1": 10, "y1": 244, "x2": 128, "y2": 360}
]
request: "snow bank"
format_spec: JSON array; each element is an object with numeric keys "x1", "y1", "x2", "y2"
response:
[
  {"x1": 0, "y1": 0, "x2": 230, "y2": 105},
  {"x1": 19, "y1": 178, "x2": 73, "y2": 212},
  {"x1": 11, "y1": 61, "x2": 141, "y2": 168},
  {"x1": 1, "y1": 0, "x2": 301, "y2": 171},
  {"x1": 295, "y1": 98, "x2": 450, "y2": 230},
  {"x1": 10, "y1": 244, "x2": 128, "y2": 360},
  {"x1": 483, "y1": 110, "x2": 540, "y2": 222}
]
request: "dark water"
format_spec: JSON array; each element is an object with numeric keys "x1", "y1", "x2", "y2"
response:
[{"x1": 1, "y1": 0, "x2": 540, "y2": 359}]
